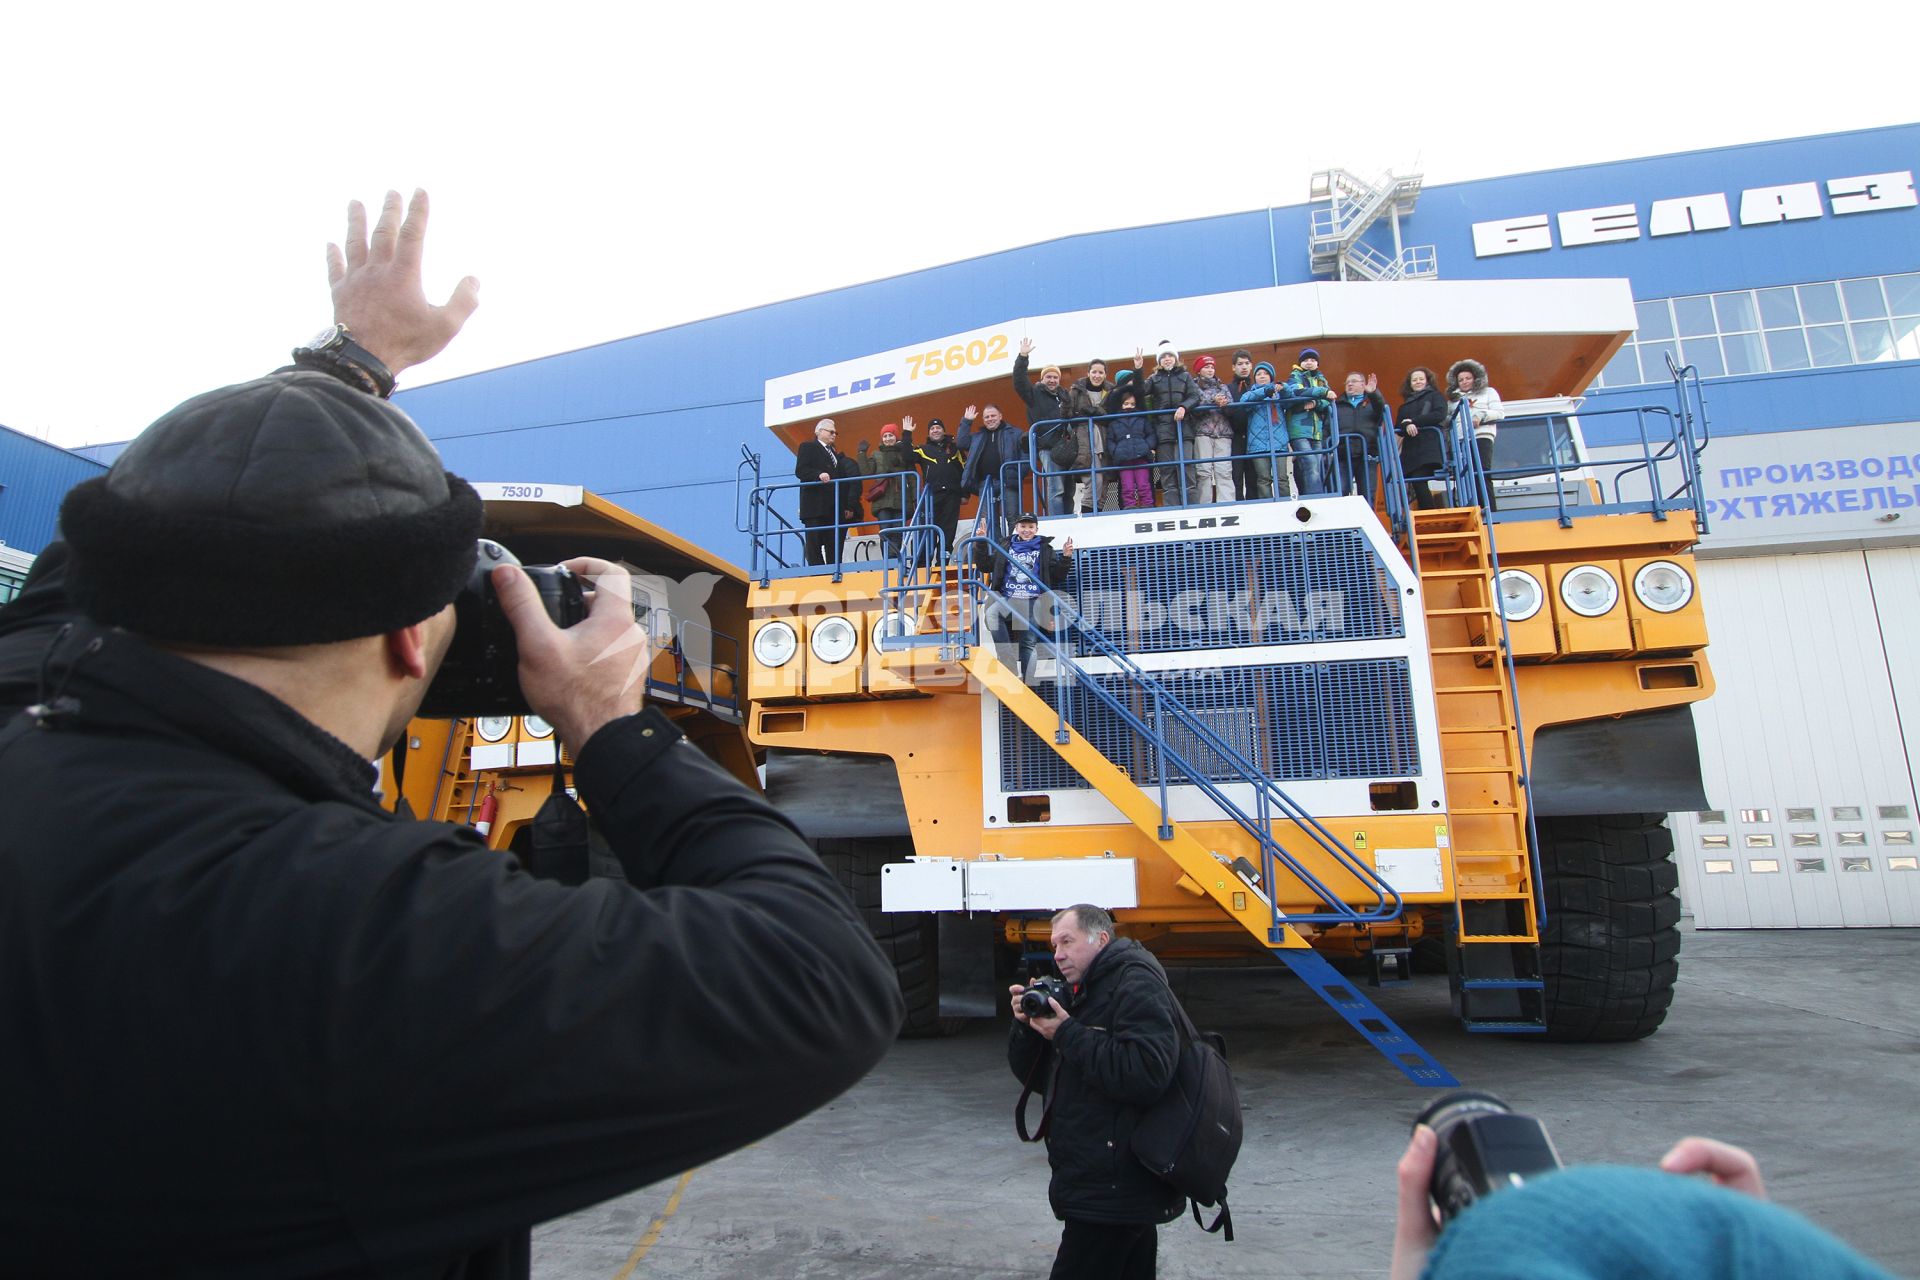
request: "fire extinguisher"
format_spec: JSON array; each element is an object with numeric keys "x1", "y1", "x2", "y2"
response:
[{"x1": 473, "y1": 785, "x2": 499, "y2": 839}]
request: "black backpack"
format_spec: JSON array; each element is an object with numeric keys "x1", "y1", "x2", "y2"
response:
[{"x1": 1129, "y1": 976, "x2": 1243, "y2": 1240}]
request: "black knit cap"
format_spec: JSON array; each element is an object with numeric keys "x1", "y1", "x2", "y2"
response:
[{"x1": 61, "y1": 370, "x2": 483, "y2": 646}]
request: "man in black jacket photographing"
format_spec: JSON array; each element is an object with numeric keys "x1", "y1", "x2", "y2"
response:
[
  {"x1": 1010, "y1": 904, "x2": 1188, "y2": 1279},
  {"x1": 0, "y1": 190, "x2": 903, "y2": 1278}
]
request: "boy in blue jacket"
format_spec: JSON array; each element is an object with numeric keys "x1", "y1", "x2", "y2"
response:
[
  {"x1": 1283, "y1": 348, "x2": 1336, "y2": 496},
  {"x1": 1238, "y1": 362, "x2": 1290, "y2": 499}
]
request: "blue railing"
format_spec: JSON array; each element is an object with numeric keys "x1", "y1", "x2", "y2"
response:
[
  {"x1": 872, "y1": 490, "x2": 1404, "y2": 936},
  {"x1": 1427, "y1": 359, "x2": 1711, "y2": 531},
  {"x1": 738, "y1": 446, "x2": 925, "y2": 586},
  {"x1": 1013, "y1": 395, "x2": 1364, "y2": 519},
  {"x1": 642, "y1": 613, "x2": 742, "y2": 719}
]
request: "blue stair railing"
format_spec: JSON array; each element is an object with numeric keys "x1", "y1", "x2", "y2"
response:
[{"x1": 925, "y1": 522, "x2": 1406, "y2": 936}]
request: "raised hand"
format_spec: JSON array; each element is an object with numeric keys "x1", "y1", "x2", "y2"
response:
[
  {"x1": 1019, "y1": 337, "x2": 1035, "y2": 357},
  {"x1": 326, "y1": 189, "x2": 480, "y2": 377},
  {"x1": 964, "y1": 404, "x2": 978, "y2": 420},
  {"x1": 1134, "y1": 347, "x2": 1146, "y2": 369},
  {"x1": 858, "y1": 439, "x2": 871, "y2": 457},
  {"x1": 901, "y1": 414, "x2": 915, "y2": 433},
  {"x1": 1366, "y1": 373, "x2": 1379, "y2": 394}
]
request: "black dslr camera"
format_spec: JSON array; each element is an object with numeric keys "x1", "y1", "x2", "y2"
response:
[
  {"x1": 418, "y1": 540, "x2": 587, "y2": 719},
  {"x1": 1415, "y1": 1090, "x2": 1563, "y2": 1223},
  {"x1": 1019, "y1": 974, "x2": 1072, "y2": 1020}
]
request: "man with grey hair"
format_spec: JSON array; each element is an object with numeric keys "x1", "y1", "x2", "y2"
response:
[
  {"x1": 795, "y1": 417, "x2": 851, "y2": 566},
  {"x1": 1009, "y1": 904, "x2": 1190, "y2": 1278}
]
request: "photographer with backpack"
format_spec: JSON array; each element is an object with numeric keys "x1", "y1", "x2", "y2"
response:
[{"x1": 1010, "y1": 904, "x2": 1239, "y2": 1279}]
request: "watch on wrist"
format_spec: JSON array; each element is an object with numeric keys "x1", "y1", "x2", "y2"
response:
[{"x1": 292, "y1": 324, "x2": 396, "y2": 398}]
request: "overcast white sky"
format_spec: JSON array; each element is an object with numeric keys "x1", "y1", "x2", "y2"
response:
[{"x1": 3, "y1": 2, "x2": 1912, "y2": 449}]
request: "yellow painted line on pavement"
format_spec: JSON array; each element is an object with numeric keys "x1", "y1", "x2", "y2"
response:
[{"x1": 612, "y1": 1167, "x2": 698, "y2": 1279}]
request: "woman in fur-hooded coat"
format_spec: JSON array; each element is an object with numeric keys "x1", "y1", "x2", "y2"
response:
[{"x1": 1446, "y1": 358, "x2": 1505, "y2": 482}]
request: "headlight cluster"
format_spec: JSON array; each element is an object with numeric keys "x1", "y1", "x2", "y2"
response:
[
  {"x1": 1632, "y1": 560, "x2": 1694, "y2": 613},
  {"x1": 752, "y1": 621, "x2": 798, "y2": 668},
  {"x1": 474, "y1": 714, "x2": 552, "y2": 742},
  {"x1": 871, "y1": 610, "x2": 916, "y2": 650},
  {"x1": 1495, "y1": 570, "x2": 1544, "y2": 622},
  {"x1": 1559, "y1": 564, "x2": 1619, "y2": 618},
  {"x1": 808, "y1": 616, "x2": 858, "y2": 664}
]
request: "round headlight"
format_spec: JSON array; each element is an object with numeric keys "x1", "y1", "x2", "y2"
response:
[
  {"x1": 1559, "y1": 564, "x2": 1620, "y2": 618},
  {"x1": 1495, "y1": 569, "x2": 1544, "y2": 623},
  {"x1": 522, "y1": 715, "x2": 554, "y2": 739},
  {"x1": 752, "y1": 620, "x2": 798, "y2": 669},
  {"x1": 1632, "y1": 560, "x2": 1694, "y2": 613},
  {"x1": 871, "y1": 610, "x2": 917, "y2": 651},
  {"x1": 809, "y1": 616, "x2": 859, "y2": 664},
  {"x1": 475, "y1": 715, "x2": 514, "y2": 743}
]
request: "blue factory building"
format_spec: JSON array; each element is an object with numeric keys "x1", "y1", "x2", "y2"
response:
[{"x1": 5, "y1": 123, "x2": 1916, "y2": 927}]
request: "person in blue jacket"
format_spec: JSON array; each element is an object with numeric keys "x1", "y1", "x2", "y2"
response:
[
  {"x1": 1282, "y1": 348, "x2": 1337, "y2": 496},
  {"x1": 1237, "y1": 362, "x2": 1289, "y2": 499}
]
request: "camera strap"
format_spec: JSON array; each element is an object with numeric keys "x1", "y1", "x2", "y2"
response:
[
  {"x1": 385, "y1": 739, "x2": 416, "y2": 821},
  {"x1": 1014, "y1": 1050, "x2": 1056, "y2": 1144},
  {"x1": 523, "y1": 751, "x2": 591, "y2": 886}
]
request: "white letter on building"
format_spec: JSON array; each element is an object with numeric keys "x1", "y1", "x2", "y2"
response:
[
  {"x1": 1739, "y1": 182, "x2": 1824, "y2": 225},
  {"x1": 1557, "y1": 204, "x2": 1641, "y2": 247},
  {"x1": 1827, "y1": 171, "x2": 1918, "y2": 215},
  {"x1": 1472, "y1": 215, "x2": 1552, "y2": 257},
  {"x1": 1648, "y1": 192, "x2": 1732, "y2": 236}
]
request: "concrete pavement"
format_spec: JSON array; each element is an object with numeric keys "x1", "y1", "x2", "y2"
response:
[{"x1": 534, "y1": 924, "x2": 1920, "y2": 1278}]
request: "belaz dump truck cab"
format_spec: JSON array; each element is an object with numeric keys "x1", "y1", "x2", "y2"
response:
[{"x1": 741, "y1": 278, "x2": 1715, "y2": 1082}]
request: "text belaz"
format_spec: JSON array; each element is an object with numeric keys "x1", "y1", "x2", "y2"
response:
[
  {"x1": 782, "y1": 372, "x2": 897, "y2": 411},
  {"x1": 1134, "y1": 516, "x2": 1241, "y2": 534}
]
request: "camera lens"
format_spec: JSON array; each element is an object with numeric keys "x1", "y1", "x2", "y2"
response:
[{"x1": 1414, "y1": 1090, "x2": 1562, "y2": 1222}]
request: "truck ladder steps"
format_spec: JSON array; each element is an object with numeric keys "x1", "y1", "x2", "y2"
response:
[
  {"x1": 960, "y1": 647, "x2": 1308, "y2": 951},
  {"x1": 1410, "y1": 506, "x2": 1543, "y2": 1034},
  {"x1": 1273, "y1": 948, "x2": 1459, "y2": 1087}
]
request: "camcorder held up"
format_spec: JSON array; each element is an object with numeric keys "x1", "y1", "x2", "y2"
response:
[
  {"x1": 418, "y1": 540, "x2": 586, "y2": 719},
  {"x1": 1415, "y1": 1090, "x2": 1563, "y2": 1223},
  {"x1": 1018, "y1": 974, "x2": 1072, "y2": 1020}
]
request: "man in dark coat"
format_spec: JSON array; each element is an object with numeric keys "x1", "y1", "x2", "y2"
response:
[
  {"x1": 958, "y1": 402, "x2": 1024, "y2": 533},
  {"x1": 1141, "y1": 341, "x2": 1202, "y2": 508},
  {"x1": 0, "y1": 190, "x2": 904, "y2": 1278},
  {"x1": 1226, "y1": 349, "x2": 1258, "y2": 500},
  {"x1": 795, "y1": 418, "x2": 851, "y2": 567},
  {"x1": 1009, "y1": 904, "x2": 1187, "y2": 1279},
  {"x1": 1013, "y1": 338, "x2": 1072, "y2": 516},
  {"x1": 1333, "y1": 371, "x2": 1392, "y2": 498},
  {"x1": 911, "y1": 415, "x2": 966, "y2": 555}
]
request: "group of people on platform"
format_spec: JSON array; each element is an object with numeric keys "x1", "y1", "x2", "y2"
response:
[{"x1": 791, "y1": 337, "x2": 1505, "y2": 566}]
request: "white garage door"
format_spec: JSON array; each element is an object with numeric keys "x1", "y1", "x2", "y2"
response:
[{"x1": 1670, "y1": 548, "x2": 1919, "y2": 927}]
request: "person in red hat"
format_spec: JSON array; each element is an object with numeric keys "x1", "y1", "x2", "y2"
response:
[{"x1": 861, "y1": 418, "x2": 920, "y2": 557}]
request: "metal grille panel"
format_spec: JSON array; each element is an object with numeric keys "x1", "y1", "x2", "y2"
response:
[
  {"x1": 997, "y1": 658, "x2": 1420, "y2": 792},
  {"x1": 1069, "y1": 529, "x2": 1403, "y2": 656}
]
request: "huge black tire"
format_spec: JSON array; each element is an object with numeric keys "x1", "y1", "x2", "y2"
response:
[
  {"x1": 1537, "y1": 812, "x2": 1682, "y2": 1042},
  {"x1": 815, "y1": 838, "x2": 953, "y2": 1039}
]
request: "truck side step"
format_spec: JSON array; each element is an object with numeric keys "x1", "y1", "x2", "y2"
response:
[{"x1": 1275, "y1": 948, "x2": 1459, "y2": 1087}]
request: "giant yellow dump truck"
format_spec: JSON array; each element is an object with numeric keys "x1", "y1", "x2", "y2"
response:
[{"x1": 402, "y1": 279, "x2": 1713, "y2": 1085}]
